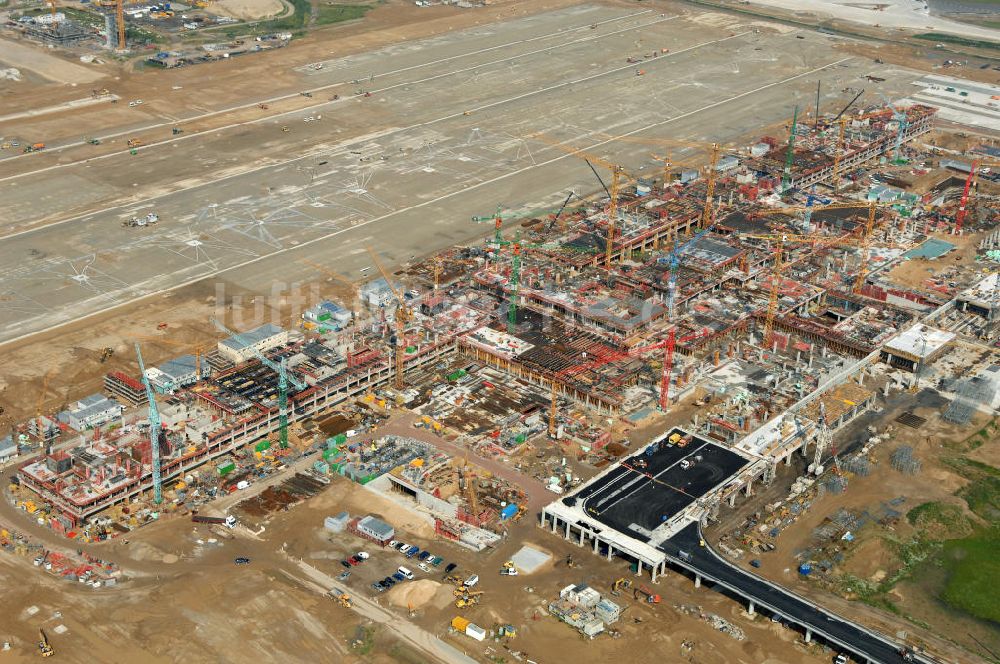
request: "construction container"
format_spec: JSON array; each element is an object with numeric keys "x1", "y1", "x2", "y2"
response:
[
  {"x1": 216, "y1": 462, "x2": 236, "y2": 477},
  {"x1": 500, "y1": 504, "x2": 518, "y2": 520},
  {"x1": 324, "y1": 512, "x2": 349, "y2": 532},
  {"x1": 313, "y1": 461, "x2": 330, "y2": 474},
  {"x1": 451, "y1": 616, "x2": 471, "y2": 632},
  {"x1": 465, "y1": 624, "x2": 486, "y2": 641},
  {"x1": 255, "y1": 440, "x2": 271, "y2": 453}
]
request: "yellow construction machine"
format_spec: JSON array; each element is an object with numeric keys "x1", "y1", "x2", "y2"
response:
[
  {"x1": 336, "y1": 593, "x2": 352, "y2": 608},
  {"x1": 38, "y1": 629, "x2": 53, "y2": 657},
  {"x1": 610, "y1": 577, "x2": 632, "y2": 597}
]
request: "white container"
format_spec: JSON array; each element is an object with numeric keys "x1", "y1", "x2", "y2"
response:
[{"x1": 465, "y1": 624, "x2": 486, "y2": 642}]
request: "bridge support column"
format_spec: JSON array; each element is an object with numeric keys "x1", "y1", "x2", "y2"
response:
[
  {"x1": 804, "y1": 629, "x2": 811, "y2": 643},
  {"x1": 744, "y1": 479, "x2": 753, "y2": 497},
  {"x1": 747, "y1": 601, "x2": 755, "y2": 616},
  {"x1": 607, "y1": 545, "x2": 614, "y2": 561},
  {"x1": 635, "y1": 560, "x2": 643, "y2": 577},
  {"x1": 539, "y1": 509, "x2": 546, "y2": 529},
  {"x1": 593, "y1": 535, "x2": 599, "y2": 554},
  {"x1": 651, "y1": 564, "x2": 657, "y2": 583},
  {"x1": 579, "y1": 528, "x2": 585, "y2": 547},
  {"x1": 565, "y1": 520, "x2": 571, "y2": 540},
  {"x1": 694, "y1": 574, "x2": 701, "y2": 589},
  {"x1": 551, "y1": 515, "x2": 557, "y2": 534}
]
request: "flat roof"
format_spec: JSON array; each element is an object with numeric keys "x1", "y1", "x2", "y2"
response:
[
  {"x1": 220, "y1": 323, "x2": 284, "y2": 351},
  {"x1": 884, "y1": 323, "x2": 955, "y2": 360},
  {"x1": 958, "y1": 272, "x2": 999, "y2": 308}
]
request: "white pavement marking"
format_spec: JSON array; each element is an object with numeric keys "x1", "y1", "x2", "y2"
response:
[
  {"x1": 0, "y1": 9, "x2": 657, "y2": 168},
  {"x1": 0, "y1": 56, "x2": 853, "y2": 348}
]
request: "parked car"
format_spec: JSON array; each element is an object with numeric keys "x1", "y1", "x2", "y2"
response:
[
  {"x1": 430, "y1": 556, "x2": 444, "y2": 567},
  {"x1": 392, "y1": 572, "x2": 406, "y2": 582},
  {"x1": 405, "y1": 548, "x2": 419, "y2": 559},
  {"x1": 371, "y1": 582, "x2": 384, "y2": 592},
  {"x1": 444, "y1": 563, "x2": 458, "y2": 574},
  {"x1": 418, "y1": 551, "x2": 431, "y2": 562},
  {"x1": 234, "y1": 557, "x2": 251, "y2": 565},
  {"x1": 340, "y1": 559, "x2": 352, "y2": 568},
  {"x1": 356, "y1": 551, "x2": 370, "y2": 561},
  {"x1": 348, "y1": 556, "x2": 362, "y2": 566},
  {"x1": 418, "y1": 562, "x2": 431, "y2": 573},
  {"x1": 382, "y1": 576, "x2": 395, "y2": 587},
  {"x1": 338, "y1": 570, "x2": 351, "y2": 581}
]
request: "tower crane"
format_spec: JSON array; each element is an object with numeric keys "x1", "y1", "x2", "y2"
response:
[
  {"x1": 744, "y1": 202, "x2": 893, "y2": 345},
  {"x1": 134, "y1": 344, "x2": 163, "y2": 504},
  {"x1": 209, "y1": 319, "x2": 306, "y2": 448},
  {"x1": 115, "y1": 0, "x2": 126, "y2": 51},
  {"x1": 300, "y1": 258, "x2": 361, "y2": 315},
  {"x1": 664, "y1": 223, "x2": 717, "y2": 319},
  {"x1": 782, "y1": 105, "x2": 799, "y2": 193},
  {"x1": 955, "y1": 159, "x2": 1000, "y2": 234},
  {"x1": 525, "y1": 134, "x2": 636, "y2": 267},
  {"x1": 365, "y1": 247, "x2": 411, "y2": 390},
  {"x1": 586, "y1": 132, "x2": 726, "y2": 232},
  {"x1": 132, "y1": 336, "x2": 213, "y2": 383}
]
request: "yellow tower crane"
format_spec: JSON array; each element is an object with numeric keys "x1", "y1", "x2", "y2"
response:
[
  {"x1": 365, "y1": 247, "x2": 410, "y2": 390},
  {"x1": 745, "y1": 202, "x2": 900, "y2": 344}
]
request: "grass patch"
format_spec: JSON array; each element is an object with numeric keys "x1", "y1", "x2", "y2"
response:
[
  {"x1": 906, "y1": 502, "x2": 973, "y2": 540},
  {"x1": 939, "y1": 527, "x2": 1000, "y2": 624},
  {"x1": 942, "y1": 456, "x2": 1000, "y2": 523},
  {"x1": 351, "y1": 625, "x2": 376, "y2": 656},
  {"x1": 315, "y1": 3, "x2": 371, "y2": 26},
  {"x1": 914, "y1": 32, "x2": 1000, "y2": 50}
]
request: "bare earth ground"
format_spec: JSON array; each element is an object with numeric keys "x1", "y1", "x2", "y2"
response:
[
  {"x1": 0, "y1": 37, "x2": 106, "y2": 85},
  {"x1": 0, "y1": 453, "x2": 840, "y2": 664},
  {"x1": 706, "y1": 371, "x2": 1000, "y2": 663}
]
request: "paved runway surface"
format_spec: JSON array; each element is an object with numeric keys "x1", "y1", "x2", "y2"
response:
[{"x1": 0, "y1": 4, "x2": 925, "y2": 345}]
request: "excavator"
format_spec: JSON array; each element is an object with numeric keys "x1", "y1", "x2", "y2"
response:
[
  {"x1": 335, "y1": 593, "x2": 352, "y2": 608},
  {"x1": 634, "y1": 585, "x2": 661, "y2": 605},
  {"x1": 610, "y1": 577, "x2": 632, "y2": 597},
  {"x1": 38, "y1": 629, "x2": 53, "y2": 657}
]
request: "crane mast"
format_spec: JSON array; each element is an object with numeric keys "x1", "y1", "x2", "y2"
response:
[
  {"x1": 209, "y1": 318, "x2": 306, "y2": 448},
  {"x1": 134, "y1": 344, "x2": 163, "y2": 504}
]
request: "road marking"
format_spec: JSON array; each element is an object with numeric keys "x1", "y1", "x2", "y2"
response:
[
  {"x1": 0, "y1": 56, "x2": 853, "y2": 348},
  {"x1": 0, "y1": 9, "x2": 656, "y2": 168}
]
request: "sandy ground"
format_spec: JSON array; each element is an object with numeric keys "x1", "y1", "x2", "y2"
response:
[
  {"x1": 741, "y1": 0, "x2": 1000, "y2": 41},
  {"x1": 210, "y1": 0, "x2": 287, "y2": 21},
  {"x1": 0, "y1": 443, "x2": 843, "y2": 664},
  {"x1": 0, "y1": 37, "x2": 106, "y2": 85}
]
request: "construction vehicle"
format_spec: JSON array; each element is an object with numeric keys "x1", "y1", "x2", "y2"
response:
[
  {"x1": 37, "y1": 629, "x2": 53, "y2": 657},
  {"x1": 99, "y1": 347, "x2": 114, "y2": 363},
  {"x1": 123, "y1": 213, "x2": 158, "y2": 228},
  {"x1": 499, "y1": 561, "x2": 518, "y2": 576},
  {"x1": 565, "y1": 554, "x2": 579, "y2": 569},
  {"x1": 87, "y1": 138, "x2": 101, "y2": 145},
  {"x1": 634, "y1": 585, "x2": 661, "y2": 604},
  {"x1": 127, "y1": 138, "x2": 142, "y2": 148},
  {"x1": 191, "y1": 513, "x2": 237, "y2": 528},
  {"x1": 610, "y1": 577, "x2": 632, "y2": 597},
  {"x1": 334, "y1": 592, "x2": 352, "y2": 607},
  {"x1": 497, "y1": 625, "x2": 516, "y2": 639}
]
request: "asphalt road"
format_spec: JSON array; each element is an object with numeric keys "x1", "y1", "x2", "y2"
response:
[{"x1": 662, "y1": 522, "x2": 923, "y2": 664}]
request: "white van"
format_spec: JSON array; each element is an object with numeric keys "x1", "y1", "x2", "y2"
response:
[
  {"x1": 464, "y1": 574, "x2": 479, "y2": 587},
  {"x1": 397, "y1": 566, "x2": 414, "y2": 580}
]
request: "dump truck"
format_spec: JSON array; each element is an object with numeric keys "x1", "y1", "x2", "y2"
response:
[{"x1": 191, "y1": 514, "x2": 237, "y2": 528}]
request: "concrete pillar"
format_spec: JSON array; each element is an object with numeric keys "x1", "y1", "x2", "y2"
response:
[
  {"x1": 804, "y1": 629, "x2": 812, "y2": 643},
  {"x1": 728, "y1": 492, "x2": 737, "y2": 507},
  {"x1": 748, "y1": 601, "x2": 755, "y2": 616},
  {"x1": 744, "y1": 479, "x2": 753, "y2": 497},
  {"x1": 565, "y1": 520, "x2": 571, "y2": 539},
  {"x1": 651, "y1": 565, "x2": 658, "y2": 583},
  {"x1": 607, "y1": 545, "x2": 614, "y2": 562},
  {"x1": 593, "y1": 535, "x2": 599, "y2": 554},
  {"x1": 540, "y1": 509, "x2": 546, "y2": 528},
  {"x1": 635, "y1": 560, "x2": 643, "y2": 577},
  {"x1": 694, "y1": 574, "x2": 701, "y2": 588},
  {"x1": 579, "y1": 528, "x2": 585, "y2": 547},
  {"x1": 551, "y1": 516, "x2": 557, "y2": 534}
]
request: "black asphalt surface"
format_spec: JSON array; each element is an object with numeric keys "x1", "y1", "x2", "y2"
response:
[
  {"x1": 566, "y1": 430, "x2": 748, "y2": 534},
  {"x1": 662, "y1": 523, "x2": 921, "y2": 664}
]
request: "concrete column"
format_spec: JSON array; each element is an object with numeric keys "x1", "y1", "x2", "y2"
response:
[
  {"x1": 565, "y1": 520, "x2": 571, "y2": 539},
  {"x1": 593, "y1": 535, "x2": 599, "y2": 554},
  {"x1": 607, "y1": 545, "x2": 614, "y2": 562},
  {"x1": 804, "y1": 629, "x2": 811, "y2": 643},
  {"x1": 551, "y1": 516, "x2": 557, "y2": 534},
  {"x1": 748, "y1": 601, "x2": 755, "y2": 616},
  {"x1": 694, "y1": 574, "x2": 701, "y2": 588},
  {"x1": 651, "y1": 565, "x2": 658, "y2": 583},
  {"x1": 540, "y1": 509, "x2": 546, "y2": 528},
  {"x1": 579, "y1": 528, "x2": 585, "y2": 547},
  {"x1": 635, "y1": 560, "x2": 643, "y2": 577},
  {"x1": 729, "y1": 492, "x2": 737, "y2": 507},
  {"x1": 744, "y1": 479, "x2": 753, "y2": 497}
]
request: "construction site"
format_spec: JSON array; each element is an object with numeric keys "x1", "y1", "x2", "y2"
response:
[{"x1": 1, "y1": 0, "x2": 999, "y2": 662}]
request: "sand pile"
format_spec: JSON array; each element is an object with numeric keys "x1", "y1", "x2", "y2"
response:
[{"x1": 386, "y1": 579, "x2": 442, "y2": 609}]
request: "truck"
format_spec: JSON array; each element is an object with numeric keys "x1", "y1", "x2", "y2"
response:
[{"x1": 191, "y1": 514, "x2": 237, "y2": 528}]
